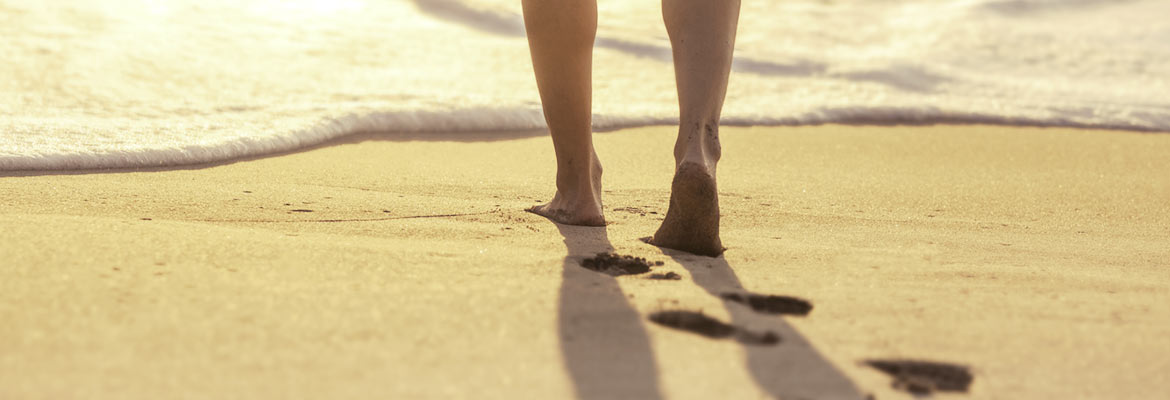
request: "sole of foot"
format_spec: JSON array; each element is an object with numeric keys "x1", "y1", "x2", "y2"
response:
[{"x1": 647, "y1": 161, "x2": 724, "y2": 257}]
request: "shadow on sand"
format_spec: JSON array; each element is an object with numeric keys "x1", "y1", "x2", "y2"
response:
[
  {"x1": 555, "y1": 223, "x2": 663, "y2": 399},
  {"x1": 553, "y1": 222, "x2": 863, "y2": 399},
  {"x1": 657, "y1": 248, "x2": 867, "y2": 400}
]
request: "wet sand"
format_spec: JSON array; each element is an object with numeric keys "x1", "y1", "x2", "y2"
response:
[{"x1": 1, "y1": 125, "x2": 1168, "y2": 399}]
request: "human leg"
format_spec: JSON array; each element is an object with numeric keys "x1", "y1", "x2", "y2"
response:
[
  {"x1": 522, "y1": 0, "x2": 605, "y2": 226},
  {"x1": 650, "y1": 0, "x2": 741, "y2": 255}
]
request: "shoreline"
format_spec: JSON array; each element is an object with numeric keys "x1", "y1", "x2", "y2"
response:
[{"x1": 4, "y1": 122, "x2": 1168, "y2": 176}]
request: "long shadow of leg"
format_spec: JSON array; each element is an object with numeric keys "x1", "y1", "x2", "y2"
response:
[
  {"x1": 556, "y1": 224, "x2": 663, "y2": 400},
  {"x1": 664, "y1": 251, "x2": 865, "y2": 400}
]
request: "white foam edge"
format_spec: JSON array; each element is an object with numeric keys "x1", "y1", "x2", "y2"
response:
[{"x1": 1, "y1": 105, "x2": 1163, "y2": 171}]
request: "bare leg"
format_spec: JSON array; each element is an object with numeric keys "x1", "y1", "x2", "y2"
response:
[
  {"x1": 650, "y1": 0, "x2": 740, "y2": 256},
  {"x1": 522, "y1": 0, "x2": 605, "y2": 226}
]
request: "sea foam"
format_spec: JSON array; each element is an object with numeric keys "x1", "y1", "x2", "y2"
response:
[{"x1": 2, "y1": 0, "x2": 1168, "y2": 170}]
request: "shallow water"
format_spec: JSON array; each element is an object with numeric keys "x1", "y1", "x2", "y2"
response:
[{"x1": 2, "y1": 0, "x2": 1167, "y2": 170}]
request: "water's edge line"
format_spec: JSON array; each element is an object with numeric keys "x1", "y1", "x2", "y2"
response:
[{"x1": 1, "y1": 108, "x2": 1164, "y2": 172}]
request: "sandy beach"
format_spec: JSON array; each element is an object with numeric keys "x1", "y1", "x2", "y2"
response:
[{"x1": 2, "y1": 125, "x2": 1168, "y2": 399}]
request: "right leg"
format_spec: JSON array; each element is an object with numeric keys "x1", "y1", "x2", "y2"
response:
[
  {"x1": 522, "y1": 0, "x2": 605, "y2": 226},
  {"x1": 650, "y1": 0, "x2": 741, "y2": 256}
]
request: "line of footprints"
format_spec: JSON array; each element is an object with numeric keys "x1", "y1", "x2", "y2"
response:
[{"x1": 578, "y1": 252, "x2": 974, "y2": 396}]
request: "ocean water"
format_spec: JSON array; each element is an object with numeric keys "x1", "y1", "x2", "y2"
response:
[{"x1": 2, "y1": 0, "x2": 1167, "y2": 170}]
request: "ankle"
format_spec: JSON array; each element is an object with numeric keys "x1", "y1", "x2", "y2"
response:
[
  {"x1": 674, "y1": 122, "x2": 721, "y2": 170},
  {"x1": 557, "y1": 154, "x2": 601, "y2": 185},
  {"x1": 556, "y1": 170, "x2": 596, "y2": 191}
]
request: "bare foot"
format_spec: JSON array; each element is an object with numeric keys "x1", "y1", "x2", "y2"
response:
[
  {"x1": 527, "y1": 201, "x2": 605, "y2": 226},
  {"x1": 648, "y1": 161, "x2": 723, "y2": 256},
  {"x1": 527, "y1": 156, "x2": 605, "y2": 226}
]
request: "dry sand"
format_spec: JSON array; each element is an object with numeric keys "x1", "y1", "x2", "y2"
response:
[{"x1": 2, "y1": 125, "x2": 1168, "y2": 399}]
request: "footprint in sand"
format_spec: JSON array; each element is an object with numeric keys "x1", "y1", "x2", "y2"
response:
[
  {"x1": 646, "y1": 271, "x2": 682, "y2": 280},
  {"x1": 720, "y1": 292, "x2": 813, "y2": 316},
  {"x1": 578, "y1": 252, "x2": 664, "y2": 277},
  {"x1": 863, "y1": 359, "x2": 974, "y2": 395},
  {"x1": 648, "y1": 310, "x2": 780, "y2": 346}
]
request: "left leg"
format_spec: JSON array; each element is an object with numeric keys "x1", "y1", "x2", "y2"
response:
[{"x1": 521, "y1": 0, "x2": 605, "y2": 226}]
